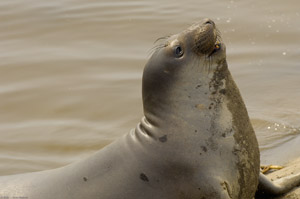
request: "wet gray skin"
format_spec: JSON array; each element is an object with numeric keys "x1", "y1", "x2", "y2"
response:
[
  {"x1": 0, "y1": 19, "x2": 261, "y2": 199},
  {"x1": 142, "y1": 18, "x2": 260, "y2": 198}
]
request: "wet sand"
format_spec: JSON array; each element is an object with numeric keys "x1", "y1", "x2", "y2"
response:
[{"x1": 257, "y1": 158, "x2": 300, "y2": 199}]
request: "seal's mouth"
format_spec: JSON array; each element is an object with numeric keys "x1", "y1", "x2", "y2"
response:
[
  {"x1": 194, "y1": 19, "x2": 221, "y2": 56},
  {"x1": 208, "y1": 42, "x2": 221, "y2": 57}
]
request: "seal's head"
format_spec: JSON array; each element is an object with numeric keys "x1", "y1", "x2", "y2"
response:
[
  {"x1": 140, "y1": 19, "x2": 260, "y2": 199},
  {"x1": 143, "y1": 18, "x2": 226, "y2": 118}
]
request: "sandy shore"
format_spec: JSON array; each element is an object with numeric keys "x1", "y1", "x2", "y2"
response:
[{"x1": 256, "y1": 158, "x2": 300, "y2": 199}]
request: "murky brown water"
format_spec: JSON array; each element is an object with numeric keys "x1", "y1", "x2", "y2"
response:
[{"x1": 0, "y1": 0, "x2": 300, "y2": 175}]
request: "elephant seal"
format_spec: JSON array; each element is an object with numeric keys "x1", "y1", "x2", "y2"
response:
[{"x1": 2, "y1": 18, "x2": 298, "y2": 199}]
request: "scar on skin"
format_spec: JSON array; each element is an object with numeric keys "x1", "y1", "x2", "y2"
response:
[{"x1": 195, "y1": 104, "x2": 206, "y2": 110}]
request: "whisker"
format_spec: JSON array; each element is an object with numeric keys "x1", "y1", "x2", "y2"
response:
[
  {"x1": 196, "y1": 57, "x2": 203, "y2": 75},
  {"x1": 205, "y1": 56, "x2": 209, "y2": 73},
  {"x1": 216, "y1": 28, "x2": 222, "y2": 43},
  {"x1": 209, "y1": 56, "x2": 212, "y2": 74},
  {"x1": 207, "y1": 61, "x2": 210, "y2": 73},
  {"x1": 147, "y1": 44, "x2": 166, "y2": 57},
  {"x1": 203, "y1": 54, "x2": 213, "y2": 75},
  {"x1": 147, "y1": 35, "x2": 171, "y2": 57},
  {"x1": 203, "y1": 56, "x2": 208, "y2": 72},
  {"x1": 192, "y1": 57, "x2": 198, "y2": 72},
  {"x1": 154, "y1": 35, "x2": 170, "y2": 44}
]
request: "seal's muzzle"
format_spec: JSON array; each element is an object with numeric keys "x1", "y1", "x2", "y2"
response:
[{"x1": 194, "y1": 18, "x2": 218, "y2": 55}]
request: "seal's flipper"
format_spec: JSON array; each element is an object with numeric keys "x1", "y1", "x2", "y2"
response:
[
  {"x1": 256, "y1": 172, "x2": 300, "y2": 196},
  {"x1": 260, "y1": 165, "x2": 284, "y2": 173}
]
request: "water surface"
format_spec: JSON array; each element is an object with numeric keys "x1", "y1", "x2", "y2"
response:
[{"x1": 0, "y1": 0, "x2": 300, "y2": 175}]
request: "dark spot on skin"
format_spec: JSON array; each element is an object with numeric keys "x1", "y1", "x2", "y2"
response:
[
  {"x1": 188, "y1": 95, "x2": 191, "y2": 98},
  {"x1": 201, "y1": 146, "x2": 207, "y2": 152},
  {"x1": 209, "y1": 106, "x2": 212, "y2": 110},
  {"x1": 83, "y1": 177, "x2": 88, "y2": 182},
  {"x1": 140, "y1": 173, "x2": 149, "y2": 182},
  {"x1": 219, "y1": 89, "x2": 226, "y2": 95},
  {"x1": 195, "y1": 84, "x2": 202, "y2": 89},
  {"x1": 159, "y1": 135, "x2": 167, "y2": 143},
  {"x1": 205, "y1": 92, "x2": 207, "y2": 95},
  {"x1": 195, "y1": 130, "x2": 197, "y2": 133},
  {"x1": 198, "y1": 187, "x2": 201, "y2": 190},
  {"x1": 220, "y1": 182, "x2": 226, "y2": 190},
  {"x1": 232, "y1": 147, "x2": 241, "y2": 155},
  {"x1": 222, "y1": 133, "x2": 226, "y2": 137}
]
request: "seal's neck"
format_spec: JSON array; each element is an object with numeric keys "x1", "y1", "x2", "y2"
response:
[{"x1": 140, "y1": 59, "x2": 230, "y2": 143}]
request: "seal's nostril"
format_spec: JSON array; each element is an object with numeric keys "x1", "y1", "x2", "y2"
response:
[{"x1": 203, "y1": 18, "x2": 215, "y2": 26}]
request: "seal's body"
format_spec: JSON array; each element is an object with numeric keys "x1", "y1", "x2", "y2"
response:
[{"x1": 0, "y1": 19, "x2": 261, "y2": 199}]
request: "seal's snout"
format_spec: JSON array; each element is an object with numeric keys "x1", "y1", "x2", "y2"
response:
[
  {"x1": 202, "y1": 18, "x2": 215, "y2": 26},
  {"x1": 194, "y1": 18, "x2": 218, "y2": 55}
]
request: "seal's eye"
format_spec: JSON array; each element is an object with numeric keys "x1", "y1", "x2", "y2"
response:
[{"x1": 174, "y1": 45, "x2": 184, "y2": 58}]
